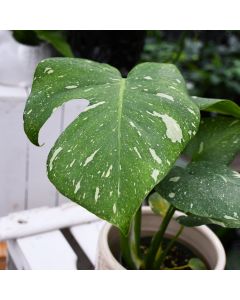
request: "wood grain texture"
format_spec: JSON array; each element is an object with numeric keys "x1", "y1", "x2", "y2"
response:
[{"x1": 0, "y1": 242, "x2": 7, "y2": 270}]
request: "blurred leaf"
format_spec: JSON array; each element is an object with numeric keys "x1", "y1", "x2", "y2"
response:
[
  {"x1": 191, "y1": 96, "x2": 240, "y2": 118},
  {"x1": 149, "y1": 192, "x2": 170, "y2": 217},
  {"x1": 156, "y1": 161, "x2": 240, "y2": 228},
  {"x1": 184, "y1": 116, "x2": 240, "y2": 164},
  {"x1": 35, "y1": 30, "x2": 73, "y2": 57},
  {"x1": 12, "y1": 30, "x2": 40, "y2": 46},
  {"x1": 188, "y1": 258, "x2": 207, "y2": 270}
]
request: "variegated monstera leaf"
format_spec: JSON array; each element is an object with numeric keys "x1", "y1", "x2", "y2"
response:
[{"x1": 23, "y1": 58, "x2": 200, "y2": 234}]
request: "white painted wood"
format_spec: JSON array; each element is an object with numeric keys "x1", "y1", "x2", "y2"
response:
[
  {"x1": 27, "y1": 105, "x2": 62, "y2": 209},
  {"x1": 0, "y1": 85, "x2": 27, "y2": 98},
  {"x1": 70, "y1": 221, "x2": 104, "y2": 265},
  {"x1": 0, "y1": 85, "x2": 92, "y2": 216},
  {"x1": 0, "y1": 90, "x2": 28, "y2": 217},
  {"x1": 0, "y1": 203, "x2": 98, "y2": 241},
  {"x1": 7, "y1": 239, "x2": 30, "y2": 270},
  {"x1": 0, "y1": 30, "x2": 52, "y2": 88},
  {"x1": 12, "y1": 230, "x2": 77, "y2": 270}
]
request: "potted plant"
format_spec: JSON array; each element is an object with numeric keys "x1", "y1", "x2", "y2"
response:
[
  {"x1": 0, "y1": 30, "x2": 73, "y2": 87},
  {"x1": 23, "y1": 57, "x2": 240, "y2": 270}
]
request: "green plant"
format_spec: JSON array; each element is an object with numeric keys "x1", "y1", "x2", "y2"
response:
[
  {"x1": 141, "y1": 31, "x2": 240, "y2": 103},
  {"x1": 23, "y1": 57, "x2": 240, "y2": 270},
  {"x1": 13, "y1": 30, "x2": 73, "y2": 57}
]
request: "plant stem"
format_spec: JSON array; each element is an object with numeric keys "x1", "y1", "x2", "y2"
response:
[
  {"x1": 164, "y1": 264, "x2": 189, "y2": 270},
  {"x1": 171, "y1": 31, "x2": 187, "y2": 64},
  {"x1": 130, "y1": 206, "x2": 143, "y2": 268},
  {"x1": 153, "y1": 225, "x2": 184, "y2": 269},
  {"x1": 120, "y1": 231, "x2": 136, "y2": 270},
  {"x1": 120, "y1": 206, "x2": 142, "y2": 269},
  {"x1": 144, "y1": 205, "x2": 176, "y2": 269}
]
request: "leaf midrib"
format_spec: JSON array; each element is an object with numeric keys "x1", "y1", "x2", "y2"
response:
[{"x1": 117, "y1": 79, "x2": 126, "y2": 199}]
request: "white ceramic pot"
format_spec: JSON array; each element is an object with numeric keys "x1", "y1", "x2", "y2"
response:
[
  {"x1": 0, "y1": 31, "x2": 53, "y2": 87},
  {"x1": 96, "y1": 206, "x2": 226, "y2": 270}
]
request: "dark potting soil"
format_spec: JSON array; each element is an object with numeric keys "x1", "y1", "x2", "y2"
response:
[{"x1": 121, "y1": 236, "x2": 209, "y2": 270}]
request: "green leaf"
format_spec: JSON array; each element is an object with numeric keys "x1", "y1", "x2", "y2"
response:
[
  {"x1": 156, "y1": 161, "x2": 240, "y2": 228},
  {"x1": 148, "y1": 192, "x2": 170, "y2": 217},
  {"x1": 35, "y1": 31, "x2": 74, "y2": 57},
  {"x1": 177, "y1": 214, "x2": 217, "y2": 227},
  {"x1": 188, "y1": 258, "x2": 207, "y2": 270},
  {"x1": 23, "y1": 58, "x2": 200, "y2": 234},
  {"x1": 191, "y1": 96, "x2": 240, "y2": 118},
  {"x1": 13, "y1": 30, "x2": 40, "y2": 46},
  {"x1": 184, "y1": 116, "x2": 240, "y2": 164}
]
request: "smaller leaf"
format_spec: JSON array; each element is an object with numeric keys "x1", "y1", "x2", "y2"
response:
[
  {"x1": 156, "y1": 161, "x2": 240, "y2": 228},
  {"x1": 148, "y1": 192, "x2": 170, "y2": 217},
  {"x1": 35, "y1": 30, "x2": 74, "y2": 57},
  {"x1": 184, "y1": 116, "x2": 240, "y2": 164},
  {"x1": 188, "y1": 258, "x2": 207, "y2": 270},
  {"x1": 177, "y1": 214, "x2": 211, "y2": 227},
  {"x1": 191, "y1": 96, "x2": 240, "y2": 119}
]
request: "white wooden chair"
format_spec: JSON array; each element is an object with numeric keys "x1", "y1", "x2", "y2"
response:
[
  {"x1": 0, "y1": 203, "x2": 104, "y2": 269},
  {"x1": 0, "y1": 53, "x2": 105, "y2": 269}
]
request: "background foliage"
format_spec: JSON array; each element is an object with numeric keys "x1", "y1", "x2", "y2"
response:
[
  {"x1": 141, "y1": 30, "x2": 240, "y2": 269},
  {"x1": 141, "y1": 31, "x2": 240, "y2": 104}
]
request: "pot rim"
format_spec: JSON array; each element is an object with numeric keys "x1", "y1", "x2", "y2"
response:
[{"x1": 98, "y1": 206, "x2": 226, "y2": 270}]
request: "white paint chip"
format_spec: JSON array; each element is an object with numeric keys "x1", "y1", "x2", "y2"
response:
[
  {"x1": 74, "y1": 180, "x2": 81, "y2": 194},
  {"x1": 84, "y1": 101, "x2": 105, "y2": 112},
  {"x1": 84, "y1": 88, "x2": 93, "y2": 92},
  {"x1": 83, "y1": 149, "x2": 100, "y2": 166},
  {"x1": 151, "y1": 169, "x2": 159, "y2": 182},
  {"x1": 224, "y1": 215, "x2": 237, "y2": 220},
  {"x1": 134, "y1": 147, "x2": 142, "y2": 159},
  {"x1": 44, "y1": 67, "x2": 54, "y2": 74},
  {"x1": 149, "y1": 148, "x2": 162, "y2": 164},
  {"x1": 187, "y1": 108, "x2": 196, "y2": 115},
  {"x1": 70, "y1": 159, "x2": 76, "y2": 168},
  {"x1": 49, "y1": 147, "x2": 63, "y2": 171},
  {"x1": 105, "y1": 165, "x2": 113, "y2": 178},
  {"x1": 169, "y1": 176, "x2": 180, "y2": 182},
  {"x1": 129, "y1": 121, "x2": 136, "y2": 128},
  {"x1": 144, "y1": 76, "x2": 152, "y2": 80},
  {"x1": 232, "y1": 171, "x2": 240, "y2": 179},
  {"x1": 95, "y1": 187, "x2": 100, "y2": 202},
  {"x1": 65, "y1": 85, "x2": 78, "y2": 89},
  {"x1": 129, "y1": 121, "x2": 142, "y2": 136},
  {"x1": 229, "y1": 120, "x2": 239, "y2": 127},
  {"x1": 147, "y1": 111, "x2": 182, "y2": 143},
  {"x1": 117, "y1": 182, "x2": 120, "y2": 197},
  {"x1": 217, "y1": 174, "x2": 227, "y2": 183},
  {"x1": 156, "y1": 93, "x2": 174, "y2": 101},
  {"x1": 198, "y1": 142, "x2": 204, "y2": 154}
]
